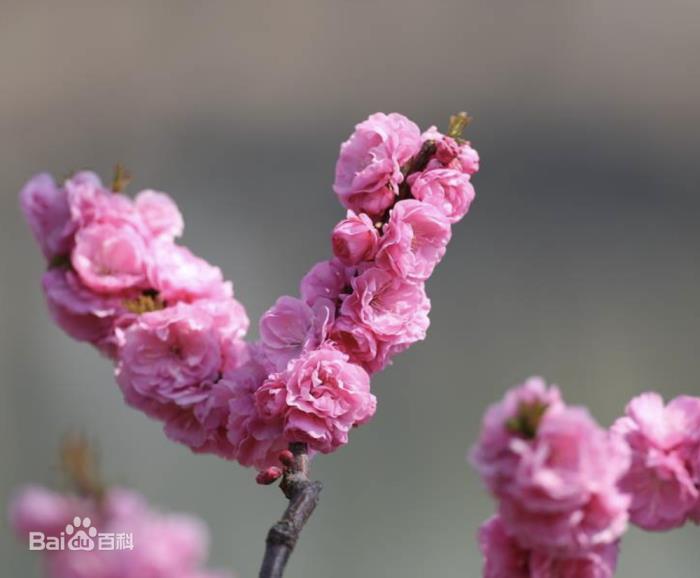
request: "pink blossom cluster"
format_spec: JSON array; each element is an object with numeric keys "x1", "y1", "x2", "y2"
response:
[
  {"x1": 612, "y1": 392, "x2": 700, "y2": 531},
  {"x1": 8, "y1": 485, "x2": 231, "y2": 578},
  {"x1": 21, "y1": 112, "x2": 479, "y2": 471},
  {"x1": 470, "y1": 378, "x2": 632, "y2": 578},
  {"x1": 20, "y1": 172, "x2": 251, "y2": 461},
  {"x1": 249, "y1": 112, "x2": 478, "y2": 461}
]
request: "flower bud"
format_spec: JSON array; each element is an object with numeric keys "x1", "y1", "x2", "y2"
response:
[
  {"x1": 278, "y1": 450, "x2": 295, "y2": 468},
  {"x1": 255, "y1": 467, "x2": 283, "y2": 485},
  {"x1": 331, "y1": 211, "x2": 379, "y2": 266}
]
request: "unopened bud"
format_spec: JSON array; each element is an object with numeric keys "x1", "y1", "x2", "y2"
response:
[
  {"x1": 256, "y1": 467, "x2": 283, "y2": 485},
  {"x1": 278, "y1": 450, "x2": 295, "y2": 468}
]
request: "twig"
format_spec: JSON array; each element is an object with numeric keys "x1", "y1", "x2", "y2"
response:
[{"x1": 258, "y1": 443, "x2": 322, "y2": 578}]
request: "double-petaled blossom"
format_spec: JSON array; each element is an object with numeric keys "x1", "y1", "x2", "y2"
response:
[
  {"x1": 134, "y1": 189, "x2": 184, "y2": 240},
  {"x1": 478, "y1": 516, "x2": 619, "y2": 578},
  {"x1": 20, "y1": 173, "x2": 75, "y2": 260},
  {"x1": 612, "y1": 392, "x2": 700, "y2": 530},
  {"x1": 408, "y1": 167, "x2": 475, "y2": 224},
  {"x1": 9, "y1": 486, "x2": 231, "y2": 578},
  {"x1": 334, "y1": 112, "x2": 421, "y2": 217},
  {"x1": 256, "y1": 344, "x2": 376, "y2": 453},
  {"x1": 331, "y1": 211, "x2": 379, "y2": 266},
  {"x1": 340, "y1": 267, "x2": 430, "y2": 345},
  {"x1": 376, "y1": 199, "x2": 452, "y2": 281},
  {"x1": 42, "y1": 268, "x2": 129, "y2": 358},
  {"x1": 222, "y1": 355, "x2": 289, "y2": 470},
  {"x1": 472, "y1": 377, "x2": 630, "y2": 577},
  {"x1": 259, "y1": 295, "x2": 332, "y2": 371}
]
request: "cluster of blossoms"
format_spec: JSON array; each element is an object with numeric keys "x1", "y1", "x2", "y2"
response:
[
  {"x1": 612, "y1": 392, "x2": 700, "y2": 530},
  {"x1": 9, "y1": 485, "x2": 230, "y2": 578},
  {"x1": 21, "y1": 112, "x2": 479, "y2": 473},
  {"x1": 20, "y1": 171, "x2": 251, "y2": 461},
  {"x1": 471, "y1": 378, "x2": 632, "y2": 578}
]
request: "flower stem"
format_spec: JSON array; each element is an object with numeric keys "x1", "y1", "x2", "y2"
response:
[{"x1": 258, "y1": 443, "x2": 322, "y2": 578}]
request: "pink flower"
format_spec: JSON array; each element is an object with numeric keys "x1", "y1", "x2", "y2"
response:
[
  {"x1": 20, "y1": 173, "x2": 75, "y2": 260},
  {"x1": 478, "y1": 515, "x2": 619, "y2": 578},
  {"x1": 274, "y1": 345, "x2": 377, "y2": 453},
  {"x1": 329, "y1": 315, "x2": 378, "y2": 367},
  {"x1": 71, "y1": 222, "x2": 149, "y2": 294},
  {"x1": 10, "y1": 486, "x2": 233, "y2": 578},
  {"x1": 472, "y1": 378, "x2": 630, "y2": 555},
  {"x1": 457, "y1": 142, "x2": 480, "y2": 175},
  {"x1": 65, "y1": 171, "x2": 141, "y2": 230},
  {"x1": 376, "y1": 200, "x2": 452, "y2": 281},
  {"x1": 281, "y1": 345, "x2": 376, "y2": 453},
  {"x1": 340, "y1": 267, "x2": 430, "y2": 344},
  {"x1": 499, "y1": 478, "x2": 629, "y2": 556},
  {"x1": 470, "y1": 377, "x2": 565, "y2": 497},
  {"x1": 329, "y1": 315, "x2": 408, "y2": 374},
  {"x1": 331, "y1": 211, "x2": 379, "y2": 265},
  {"x1": 116, "y1": 302, "x2": 223, "y2": 409},
  {"x1": 42, "y1": 268, "x2": 127, "y2": 356},
  {"x1": 224, "y1": 359, "x2": 288, "y2": 470},
  {"x1": 135, "y1": 189, "x2": 184, "y2": 240},
  {"x1": 421, "y1": 126, "x2": 480, "y2": 175},
  {"x1": 147, "y1": 241, "x2": 232, "y2": 303},
  {"x1": 408, "y1": 167, "x2": 475, "y2": 223},
  {"x1": 300, "y1": 258, "x2": 353, "y2": 307},
  {"x1": 8, "y1": 486, "x2": 73, "y2": 538},
  {"x1": 529, "y1": 543, "x2": 619, "y2": 578},
  {"x1": 612, "y1": 392, "x2": 700, "y2": 530},
  {"x1": 259, "y1": 296, "x2": 323, "y2": 371},
  {"x1": 334, "y1": 113, "x2": 421, "y2": 216},
  {"x1": 478, "y1": 515, "x2": 531, "y2": 578}
]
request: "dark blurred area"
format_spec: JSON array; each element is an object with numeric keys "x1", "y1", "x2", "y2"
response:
[{"x1": 2, "y1": 1, "x2": 700, "y2": 576}]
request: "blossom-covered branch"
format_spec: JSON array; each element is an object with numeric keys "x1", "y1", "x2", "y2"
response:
[{"x1": 19, "y1": 112, "x2": 479, "y2": 473}]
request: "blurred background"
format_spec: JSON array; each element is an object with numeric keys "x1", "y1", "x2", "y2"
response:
[{"x1": 2, "y1": 1, "x2": 700, "y2": 576}]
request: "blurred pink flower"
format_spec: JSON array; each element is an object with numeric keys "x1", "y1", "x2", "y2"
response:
[
  {"x1": 408, "y1": 167, "x2": 475, "y2": 223},
  {"x1": 20, "y1": 173, "x2": 75, "y2": 260},
  {"x1": 331, "y1": 211, "x2": 379, "y2": 266},
  {"x1": 470, "y1": 377, "x2": 564, "y2": 497},
  {"x1": 376, "y1": 199, "x2": 452, "y2": 281},
  {"x1": 9, "y1": 486, "x2": 232, "y2": 578},
  {"x1": 334, "y1": 112, "x2": 421, "y2": 217},
  {"x1": 71, "y1": 222, "x2": 148, "y2": 294},
  {"x1": 472, "y1": 378, "x2": 630, "y2": 555},
  {"x1": 147, "y1": 241, "x2": 232, "y2": 303},
  {"x1": 134, "y1": 189, "x2": 184, "y2": 240},
  {"x1": 478, "y1": 515, "x2": 619, "y2": 578},
  {"x1": 612, "y1": 392, "x2": 700, "y2": 530},
  {"x1": 42, "y1": 268, "x2": 128, "y2": 356},
  {"x1": 478, "y1": 515, "x2": 531, "y2": 578}
]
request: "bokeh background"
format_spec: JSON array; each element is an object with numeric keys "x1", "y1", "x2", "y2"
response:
[{"x1": 2, "y1": 1, "x2": 700, "y2": 576}]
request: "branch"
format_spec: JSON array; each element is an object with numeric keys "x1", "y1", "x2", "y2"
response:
[{"x1": 258, "y1": 443, "x2": 322, "y2": 578}]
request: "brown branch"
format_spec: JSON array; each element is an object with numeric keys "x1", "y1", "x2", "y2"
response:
[{"x1": 258, "y1": 443, "x2": 322, "y2": 578}]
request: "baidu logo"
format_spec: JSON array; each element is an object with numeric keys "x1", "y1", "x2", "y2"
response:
[{"x1": 29, "y1": 516, "x2": 134, "y2": 552}]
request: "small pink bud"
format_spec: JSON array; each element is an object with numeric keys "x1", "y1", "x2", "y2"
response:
[
  {"x1": 331, "y1": 211, "x2": 379, "y2": 266},
  {"x1": 256, "y1": 467, "x2": 283, "y2": 485},
  {"x1": 278, "y1": 450, "x2": 295, "y2": 468}
]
